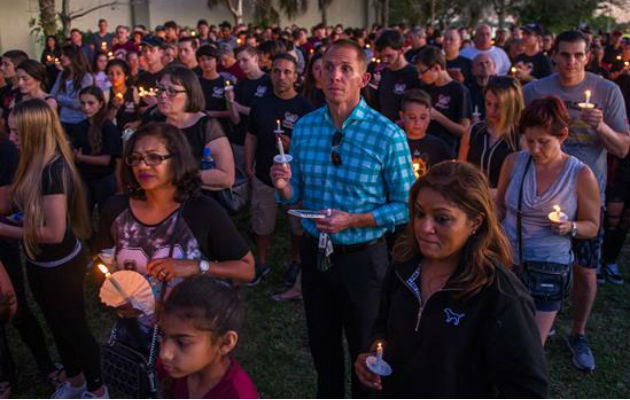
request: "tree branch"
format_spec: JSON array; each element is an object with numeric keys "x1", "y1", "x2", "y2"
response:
[{"x1": 66, "y1": 1, "x2": 127, "y2": 21}]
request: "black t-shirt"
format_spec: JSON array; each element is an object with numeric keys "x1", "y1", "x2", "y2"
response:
[
  {"x1": 466, "y1": 122, "x2": 515, "y2": 188},
  {"x1": 181, "y1": 115, "x2": 226, "y2": 165},
  {"x1": 199, "y1": 75, "x2": 235, "y2": 140},
  {"x1": 0, "y1": 139, "x2": 18, "y2": 187},
  {"x1": 407, "y1": 135, "x2": 452, "y2": 176},
  {"x1": 28, "y1": 157, "x2": 78, "y2": 264},
  {"x1": 404, "y1": 46, "x2": 425, "y2": 63},
  {"x1": 109, "y1": 88, "x2": 139, "y2": 128},
  {"x1": 94, "y1": 194, "x2": 250, "y2": 286},
  {"x1": 513, "y1": 52, "x2": 553, "y2": 79},
  {"x1": 232, "y1": 74, "x2": 272, "y2": 145},
  {"x1": 446, "y1": 56, "x2": 473, "y2": 84},
  {"x1": 73, "y1": 119, "x2": 122, "y2": 181},
  {"x1": 248, "y1": 93, "x2": 314, "y2": 186},
  {"x1": 422, "y1": 80, "x2": 472, "y2": 153},
  {"x1": 466, "y1": 79, "x2": 486, "y2": 121},
  {"x1": 377, "y1": 65, "x2": 420, "y2": 122}
]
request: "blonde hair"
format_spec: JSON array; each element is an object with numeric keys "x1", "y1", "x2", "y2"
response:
[
  {"x1": 10, "y1": 99, "x2": 90, "y2": 258},
  {"x1": 484, "y1": 76, "x2": 524, "y2": 151}
]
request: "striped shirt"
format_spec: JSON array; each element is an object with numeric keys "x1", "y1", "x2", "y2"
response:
[{"x1": 280, "y1": 97, "x2": 414, "y2": 245}]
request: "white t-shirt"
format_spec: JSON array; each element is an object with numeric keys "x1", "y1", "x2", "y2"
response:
[{"x1": 460, "y1": 46, "x2": 512, "y2": 76}]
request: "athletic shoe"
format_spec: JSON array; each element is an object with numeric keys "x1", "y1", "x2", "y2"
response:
[
  {"x1": 51, "y1": 382, "x2": 86, "y2": 399},
  {"x1": 604, "y1": 263, "x2": 624, "y2": 285},
  {"x1": 80, "y1": 386, "x2": 109, "y2": 399},
  {"x1": 596, "y1": 264, "x2": 605, "y2": 285},
  {"x1": 246, "y1": 262, "x2": 271, "y2": 287},
  {"x1": 284, "y1": 261, "x2": 301, "y2": 286},
  {"x1": 566, "y1": 334, "x2": 595, "y2": 372}
]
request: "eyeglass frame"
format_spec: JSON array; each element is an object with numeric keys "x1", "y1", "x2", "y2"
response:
[
  {"x1": 155, "y1": 84, "x2": 187, "y2": 97},
  {"x1": 125, "y1": 152, "x2": 174, "y2": 166}
]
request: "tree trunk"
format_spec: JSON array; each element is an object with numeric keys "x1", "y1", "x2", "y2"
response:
[
  {"x1": 383, "y1": 0, "x2": 389, "y2": 26},
  {"x1": 61, "y1": 0, "x2": 71, "y2": 38},
  {"x1": 319, "y1": 0, "x2": 328, "y2": 25},
  {"x1": 224, "y1": 0, "x2": 243, "y2": 26},
  {"x1": 39, "y1": 0, "x2": 57, "y2": 36}
]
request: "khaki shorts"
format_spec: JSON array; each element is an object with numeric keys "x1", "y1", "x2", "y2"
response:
[{"x1": 250, "y1": 176, "x2": 304, "y2": 236}]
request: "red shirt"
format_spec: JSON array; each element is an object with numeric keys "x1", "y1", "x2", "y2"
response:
[
  {"x1": 158, "y1": 359, "x2": 259, "y2": 399},
  {"x1": 218, "y1": 62, "x2": 246, "y2": 82}
]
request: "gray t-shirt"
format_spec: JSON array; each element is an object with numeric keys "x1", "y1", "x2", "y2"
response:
[{"x1": 523, "y1": 72, "x2": 630, "y2": 203}]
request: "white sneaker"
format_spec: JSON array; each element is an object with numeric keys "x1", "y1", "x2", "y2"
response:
[
  {"x1": 80, "y1": 386, "x2": 109, "y2": 399},
  {"x1": 51, "y1": 382, "x2": 86, "y2": 399}
]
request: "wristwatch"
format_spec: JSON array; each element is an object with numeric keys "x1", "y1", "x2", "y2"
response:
[
  {"x1": 198, "y1": 260, "x2": 211, "y2": 274},
  {"x1": 570, "y1": 222, "x2": 578, "y2": 238}
]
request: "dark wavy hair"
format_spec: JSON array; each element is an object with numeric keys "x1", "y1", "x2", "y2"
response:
[
  {"x1": 123, "y1": 122, "x2": 201, "y2": 202},
  {"x1": 392, "y1": 160, "x2": 513, "y2": 300},
  {"x1": 78, "y1": 86, "x2": 108, "y2": 154}
]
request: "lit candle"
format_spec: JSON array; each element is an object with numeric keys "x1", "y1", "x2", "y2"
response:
[
  {"x1": 275, "y1": 119, "x2": 282, "y2": 133},
  {"x1": 616, "y1": 55, "x2": 622, "y2": 61},
  {"x1": 101, "y1": 41, "x2": 107, "y2": 50},
  {"x1": 191, "y1": 30, "x2": 197, "y2": 37},
  {"x1": 376, "y1": 58, "x2": 381, "y2": 64},
  {"x1": 371, "y1": 57, "x2": 376, "y2": 63},
  {"x1": 138, "y1": 87, "x2": 147, "y2": 97},
  {"x1": 237, "y1": 38, "x2": 242, "y2": 45},
  {"x1": 310, "y1": 48, "x2": 315, "y2": 54},
  {"x1": 578, "y1": 89, "x2": 594, "y2": 109},
  {"x1": 412, "y1": 160, "x2": 421, "y2": 179},
  {"x1": 277, "y1": 136, "x2": 285, "y2": 158},
  {"x1": 224, "y1": 80, "x2": 233, "y2": 91},
  {"x1": 376, "y1": 342, "x2": 383, "y2": 362},
  {"x1": 511, "y1": 66, "x2": 517, "y2": 74},
  {"x1": 585, "y1": 90, "x2": 591, "y2": 104},
  {"x1": 107, "y1": 51, "x2": 114, "y2": 59},
  {"x1": 625, "y1": 61, "x2": 629, "y2": 68},
  {"x1": 98, "y1": 263, "x2": 132, "y2": 303},
  {"x1": 365, "y1": 43, "x2": 371, "y2": 49},
  {"x1": 548, "y1": 204, "x2": 568, "y2": 223},
  {"x1": 115, "y1": 92, "x2": 124, "y2": 101}
]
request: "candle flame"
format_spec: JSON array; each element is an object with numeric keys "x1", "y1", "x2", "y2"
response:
[
  {"x1": 553, "y1": 205, "x2": 561, "y2": 213},
  {"x1": 97, "y1": 263, "x2": 109, "y2": 274},
  {"x1": 585, "y1": 90, "x2": 591, "y2": 98},
  {"x1": 511, "y1": 67, "x2": 517, "y2": 73}
]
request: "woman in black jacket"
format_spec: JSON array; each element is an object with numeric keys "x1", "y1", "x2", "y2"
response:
[{"x1": 354, "y1": 161, "x2": 548, "y2": 398}]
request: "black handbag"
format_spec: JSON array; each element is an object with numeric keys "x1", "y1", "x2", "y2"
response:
[
  {"x1": 516, "y1": 156, "x2": 572, "y2": 304},
  {"x1": 101, "y1": 206, "x2": 183, "y2": 398},
  {"x1": 215, "y1": 166, "x2": 250, "y2": 215}
]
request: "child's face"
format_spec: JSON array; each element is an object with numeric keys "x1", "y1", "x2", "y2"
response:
[
  {"x1": 159, "y1": 314, "x2": 226, "y2": 379},
  {"x1": 401, "y1": 102, "x2": 431, "y2": 137},
  {"x1": 79, "y1": 94, "x2": 102, "y2": 118}
]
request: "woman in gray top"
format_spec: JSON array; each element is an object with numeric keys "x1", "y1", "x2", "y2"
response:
[{"x1": 496, "y1": 96, "x2": 600, "y2": 345}]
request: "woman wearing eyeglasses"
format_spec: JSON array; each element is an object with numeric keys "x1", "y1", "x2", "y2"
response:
[
  {"x1": 152, "y1": 66, "x2": 235, "y2": 193},
  {"x1": 94, "y1": 121, "x2": 254, "y2": 355},
  {"x1": 459, "y1": 76, "x2": 524, "y2": 193}
]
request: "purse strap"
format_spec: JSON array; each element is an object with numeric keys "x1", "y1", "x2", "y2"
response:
[
  {"x1": 147, "y1": 204, "x2": 184, "y2": 368},
  {"x1": 517, "y1": 155, "x2": 533, "y2": 266}
]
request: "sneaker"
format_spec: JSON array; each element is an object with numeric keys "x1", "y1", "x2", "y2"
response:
[
  {"x1": 284, "y1": 261, "x2": 301, "y2": 286},
  {"x1": 80, "y1": 386, "x2": 109, "y2": 399},
  {"x1": 51, "y1": 382, "x2": 86, "y2": 399},
  {"x1": 596, "y1": 264, "x2": 605, "y2": 285},
  {"x1": 604, "y1": 263, "x2": 624, "y2": 285},
  {"x1": 566, "y1": 334, "x2": 595, "y2": 372},
  {"x1": 246, "y1": 262, "x2": 271, "y2": 287}
]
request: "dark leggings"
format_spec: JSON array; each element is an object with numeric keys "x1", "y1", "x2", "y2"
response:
[
  {"x1": 26, "y1": 253, "x2": 103, "y2": 391},
  {"x1": 602, "y1": 202, "x2": 630, "y2": 264},
  {"x1": 84, "y1": 174, "x2": 116, "y2": 214},
  {"x1": 0, "y1": 239, "x2": 55, "y2": 384}
]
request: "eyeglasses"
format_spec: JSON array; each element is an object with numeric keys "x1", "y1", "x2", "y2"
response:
[
  {"x1": 330, "y1": 130, "x2": 343, "y2": 166},
  {"x1": 125, "y1": 153, "x2": 173, "y2": 166},
  {"x1": 417, "y1": 65, "x2": 434, "y2": 75},
  {"x1": 155, "y1": 85, "x2": 187, "y2": 97}
]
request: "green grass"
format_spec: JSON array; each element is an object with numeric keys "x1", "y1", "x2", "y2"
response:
[{"x1": 5, "y1": 211, "x2": 630, "y2": 398}]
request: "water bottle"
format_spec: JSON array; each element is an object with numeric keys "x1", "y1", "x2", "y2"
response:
[{"x1": 201, "y1": 147, "x2": 215, "y2": 170}]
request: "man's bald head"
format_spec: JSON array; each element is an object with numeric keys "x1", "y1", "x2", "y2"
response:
[
  {"x1": 472, "y1": 52, "x2": 495, "y2": 78},
  {"x1": 474, "y1": 24, "x2": 493, "y2": 50}
]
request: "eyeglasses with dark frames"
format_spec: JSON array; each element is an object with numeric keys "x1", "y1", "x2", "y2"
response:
[
  {"x1": 331, "y1": 130, "x2": 343, "y2": 166},
  {"x1": 125, "y1": 152, "x2": 173, "y2": 166},
  {"x1": 155, "y1": 85, "x2": 187, "y2": 97}
]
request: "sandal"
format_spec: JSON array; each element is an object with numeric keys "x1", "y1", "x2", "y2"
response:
[
  {"x1": 272, "y1": 287, "x2": 303, "y2": 302},
  {"x1": 46, "y1": 363, "x2": 66, "y2": 389},
  {"x1": 0, "y1": 381, "x2": 11, "y2": 399}
]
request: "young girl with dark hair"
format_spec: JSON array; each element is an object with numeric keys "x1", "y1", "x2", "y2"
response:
[
  {"x1": 158, "y1": 276, "x2": 259, "y2": 398},
  {"x1": 92, "y1": 51, "x2": 111, "y2": 92},
  {"x1": 14, "y1": 60, "x2": 57, "y2": 110},
  {"x1": 75, "y1": 86, "x2": 123, "y2": 212},
  {"x1": 50, "y1": 44, "x2": 94, "y2": 140},
  {"x1": 105, "y1": 59, "x2": 140, "y2": 129},
  {"x1": 0, "y1": 99, "x2": 106, "y2": 399}
]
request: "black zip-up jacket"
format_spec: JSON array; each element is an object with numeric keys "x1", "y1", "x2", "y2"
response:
[{"x1": 371, "y1": 256, "x2": 549, "y2": 398}]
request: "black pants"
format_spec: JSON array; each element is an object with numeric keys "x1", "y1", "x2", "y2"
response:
[
  {"x1": 0, "y1": 239, "x2": 54, "y2": 384},
  {"x1": 300, "y1": 236, "x2": 388, "y2": 398},
  {"x1": 85, "y1": 174, "x2": 116, "y2": 213},
  {"x1": 26, "y1": 253, "x2": 103, "y2": 391}
]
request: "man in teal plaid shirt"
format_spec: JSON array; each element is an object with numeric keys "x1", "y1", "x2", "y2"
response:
[{"x1": 271, "y1": 39, "x2": 414, "y2": 398}]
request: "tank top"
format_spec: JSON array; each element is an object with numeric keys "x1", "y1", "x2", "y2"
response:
[
  {"x1": 466, "y1": 122, "x2": 514, "y2": 188},
  {"x1": 502, "y1": 151, "x2": 584, "y2": 265}
]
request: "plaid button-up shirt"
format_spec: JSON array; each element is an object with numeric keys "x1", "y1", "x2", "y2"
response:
[{"x1": 280, "y1": 97, "x2": 414, "y2": 245}]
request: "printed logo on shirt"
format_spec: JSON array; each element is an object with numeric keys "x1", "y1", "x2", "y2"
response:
[
  {"x1": 212, "y1": 86, "x2": 225, "y2": 99},
  {"x1": 393, "y1": 83, "x2": 407, "y2": 95},
  {"x1": 444, "y1": 308, "x2": 465, "y2": 326},
  {"x1": 255, "y1": 85, "x2": 268, "y2": 97},
  {"x1": 282, "y1": 112, "x2": 300, "y2": 130},
  {"x1": 435, "y1": 94, "x2": 451, "y2": 110},
  {"x1": 124, "y1": 101, "x2": 136, "y2": 112}
]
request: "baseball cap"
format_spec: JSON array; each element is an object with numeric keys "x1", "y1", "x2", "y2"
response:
[
  {"x1": 141, "y1": 35, "x2": 166, "y2": 49},
  {"x1": 522, "y1": 23, "x2": 544, "y2": 36}
]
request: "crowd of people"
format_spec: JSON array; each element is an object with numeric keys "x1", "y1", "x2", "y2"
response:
[{"x1": 0, "y1": 15, "x2": 628, "y2": 399}]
